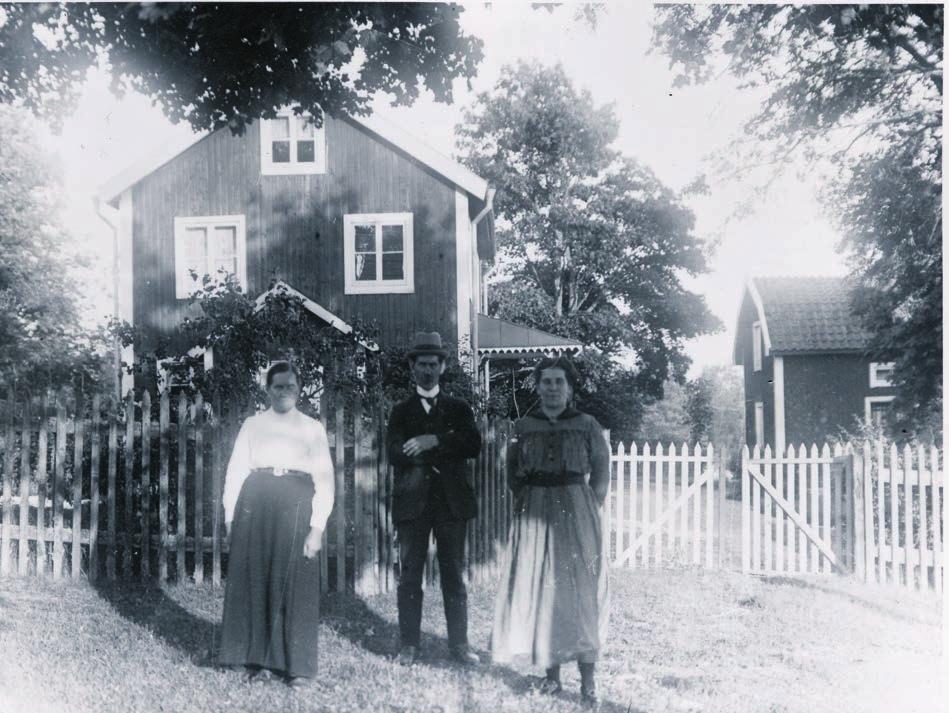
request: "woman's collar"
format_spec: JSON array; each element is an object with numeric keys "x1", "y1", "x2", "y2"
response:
[{"x1": 526, "y1": 405, "x2": 581, "y2": 421}]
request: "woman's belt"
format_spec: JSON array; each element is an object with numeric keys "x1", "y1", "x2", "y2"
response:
[
  {"x1": 523, "y1": 471, "x2": 587, "y2": 487},
  {"x1": 251, "y1": 467, "x2": 311, "y2": 480}
]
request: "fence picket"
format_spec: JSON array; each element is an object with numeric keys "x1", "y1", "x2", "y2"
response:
[
  {"x1": 763, "y1": 445, "x2": 772, "y2": 573},
  {"x1": 88, "y1": 396, "x2": 98, "y2": 581},
  {"x1": 704, "y1": 444, "x2": 713, "y2": 568},
  {"x1": 901, "y1": 444, "x2": 914, "y2": 589},
  {"x1": 775, "y1": 446, "x2": 785, "y2": 573},
  {"x1": 629, "y1": 443, "x2": 639, "y2": 570},
  {"x1": 18, "y1": 401, "x2": 31, "y2": 576},
  {"x1": 752, "y1": 445, "x2": 761, "y2": 572},
  {"x1": 655, "y1": 443, "x2": 664, "y2": 566},
  {"x1": 210, "y1": 390, "x2": 222, "y2": 588},
  {"x1": 334, "y1": 397, "x2": 346, "y2": 592},
  {"x1": 159, "y1": 392, "x2": 170, "y2": 582},
  {"x1": 124, "y1": 394, "x2": 135, "y2": 579},
  {"x1": 141, "y1": 391, "x2": 151, "y2": 579},
  {"x1": 875, "y1": 441, "x2": 886, "y2": 585},
  {"x1": 931, "y1": 445, "x2": 942, "y2": 594},
  {"x1": 52, "y1": 395, "x2": 67, "y2": 580},
  {"x1": 193, "y1": 393, "x2": 204, "y2": 586},
  {"x1": 106, "y1": 418, "x2": 117, "y2": 581},
  {"x1": 852, "y1": 446, "x2": 866, "y2": 583},
  {"x1": 615, "y1": 442, "x2": 625, "y2": 566},
  {"x1": 72, "y1": 414, "x2": 84, "y2": 579},
  {"x1": 821, "y1": 444, "x2": 831, "y2": 574},
  {"x1": 1, "y1": 389, "x2": 14, "y2": 576},
  {"x1": 176, "y1": 392, "x2": 187, "y2": 583},
  {"x1": 916, "y1": 443, "x2": 928, "y2": 590},
  {"x1": 717, "y1": 447, "x2": 726, "y2": 569}
]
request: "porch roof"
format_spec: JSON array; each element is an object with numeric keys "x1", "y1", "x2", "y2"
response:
[{"x1": 477, "y1": 314, "x2": 582, "y2": 358}]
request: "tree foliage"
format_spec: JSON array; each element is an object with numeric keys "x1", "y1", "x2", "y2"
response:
[
  {"x1": 457, "y1": 62, "x2": 720, "y2": 435},
  {"x1": 0, "y1": 105, "x2": 107, "y2": 392},
  {"x1": 0, "y1": 2, "x2": 483, "y2": 132},
  {"x1": 651, "y1": 4, "x2": 942, "y2": 438}
]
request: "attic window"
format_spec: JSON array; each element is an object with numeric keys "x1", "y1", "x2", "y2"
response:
[
  {"x1": 173, "y1": 215, "x2": 247, "y2": 298},
  {"x1": 260, "y1": 110, "x2": 326, "y2": 175},
  {"x1": 869, "y1": 362, "x2": 895, "y2": 388},
  {"x1": 343, "y1": 213, "x2": 414, "y2": 295},
  {"x1": 752, "y1": 322, "x2": 763, "y2": 372}
]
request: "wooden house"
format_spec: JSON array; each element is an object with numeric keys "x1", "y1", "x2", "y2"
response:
[
  {"x1": 733, "y1": 276, "x2": 896, "y2": 451},
  {"x1": 96, "y1": 109, "x2": 580, "y2": 392}
]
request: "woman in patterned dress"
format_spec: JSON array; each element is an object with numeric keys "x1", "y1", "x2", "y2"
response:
[{"x1": 491, "y1": 356, "x2": 610, "y2": 704}]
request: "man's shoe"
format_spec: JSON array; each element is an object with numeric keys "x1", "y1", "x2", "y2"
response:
[
  {"x1": 536, "y1": 677, "x2": 563, "y2": 695},
  {"x1": 449, "y1": 645, "x2": 480, "y2": 665},
  {"x1": 397, "y1": 645, "x2": 419, "y2": 666}
]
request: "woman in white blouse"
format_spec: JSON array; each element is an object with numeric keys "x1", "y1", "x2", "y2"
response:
[{"x1": 217, "y1": 362, "x2": 335, "y2": 689}]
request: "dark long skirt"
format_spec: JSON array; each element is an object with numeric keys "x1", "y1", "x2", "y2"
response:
[{"x1": 218, "y1": 470, "x2": 320, "y2": 678}]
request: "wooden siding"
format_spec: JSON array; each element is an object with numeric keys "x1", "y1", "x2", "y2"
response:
[
  {"x1": 132, "y1": 116, "x2": 459, "y2": 353},
  {"x1": 783, "y1": 354, "x2": 895, "y2": 445},
  {"x1": 736, "y1": 293, "x2": 774, "y2": 448}
]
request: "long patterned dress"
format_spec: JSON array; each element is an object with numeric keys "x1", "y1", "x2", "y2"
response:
[{"x1": 491, "y1": 407, "x2": 610, "y2": 668}]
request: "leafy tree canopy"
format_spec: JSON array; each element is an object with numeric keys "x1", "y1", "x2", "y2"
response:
[
  {"x1": 651, "y1": 4, "x2": 942, "y2": 438},
  {"x1": 0, "y1": 104, "x2": 107, "y2": 392},
  {"x1": 456, "y1": 61, "x2": 720, "y2": 436},
  {"x1": 0, "y1": 2, "x2": 483, "y2": 132}
]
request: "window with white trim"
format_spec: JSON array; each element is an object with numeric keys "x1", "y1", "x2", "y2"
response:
[
  {"x1": 754, "y1": 402, "x2": 765, "y2": 446},
  {"x1": 173, "y1": 215, "x2": 247, "y2": 299},
  {"x1": 260, "y1": 109, "x2": 326, "y2": 175},
  {"x1": 752, "y1": 322, "x2": 763, "y2": 372},
  {"x1": 869, "y1": 361, "x2": 895, "y2": 388},
  {"x1": 156, "y1": 349, "x2": 206, "y2": 394},
  {"x1": 343, "y1": 213, "x2": 414, "y2": 294},
  {"x1": 865, "y1": 395, "x2": 895, "y2": 427}
]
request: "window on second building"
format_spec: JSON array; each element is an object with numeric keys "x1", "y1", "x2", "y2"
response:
[
  {"x1": 865, "y1": 395, "x2": 895, "y2": 428},
  {"x1": 173, "y1": 215, "x2": 247, "y2": 299},
  {"x1": 343, "y1": 213, "x2": 414, "y2": 294},
  {"x1": 752, "y1": 321, "x2": 763, "y2": 371},
  {"x1": 869, "y1": 361, "x2": 895, "y2": 388},
  {"x1": 754, "y1": 401, "x2": 765, "y2": 446}
]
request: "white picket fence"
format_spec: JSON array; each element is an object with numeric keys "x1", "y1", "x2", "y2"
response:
[
  {"x1": 741, "y1": 442, "x2": 943, "y2": 593},
  {"x1": 606, "y1": 442, "x2": 727, "y2": 570}
]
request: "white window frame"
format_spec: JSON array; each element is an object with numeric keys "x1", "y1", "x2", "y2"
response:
[
  {"x1": 156, "y1": 348, "x2": 208, "y2": 394},
  {"x1": 865, "y1": 395, "x2": 895, "y2": 425},
  {"x1": 869, "y1": 361, "x2": 895, "y2": 388},
  {"x1": 752, "y1": 321, "x2": 763, "y2": 372},
  {"x1": 260, "y1": 108, "x2": 327, "y2": 175},
  {"x1": 343, "y1": 212, "x2": 414, "y2": 295},
  {"x1": 754, "y1": 402, "x2": 765, "y2": 447},
  {"x1": 173, "y1": 215, "x2": 247, "y2": 299}
]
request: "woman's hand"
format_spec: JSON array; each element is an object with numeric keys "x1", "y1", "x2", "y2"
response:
[{"x1": 303, "y1": 527, "x2": 323, "y2": 559}]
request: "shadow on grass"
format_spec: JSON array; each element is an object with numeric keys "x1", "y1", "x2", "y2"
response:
[
  {"x1": 759, "y1": 575, "x2": 939, "y2": 625},
  {"x1": 91, "y1": 581, "x2": 221, "y2": 668},
  {"x1": 321, "y1": 592, "x2": 633, "y2": 713}
]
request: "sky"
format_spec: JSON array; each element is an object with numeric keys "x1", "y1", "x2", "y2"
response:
[{"x1": 41, "y1": 2, "x2": 848, "y2": 376}]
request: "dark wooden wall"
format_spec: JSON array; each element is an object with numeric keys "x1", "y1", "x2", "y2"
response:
[
  {"x1": 736, "y1": 293, "x2": 774, "y2": 448},
  {"x1": 131, "y1": 116, "x2": 460, "y2": 353}
]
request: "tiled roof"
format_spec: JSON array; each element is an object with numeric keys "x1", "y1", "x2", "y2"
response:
[{"x1": 754, "y1": 276, "x2": 872, "y2": 353}]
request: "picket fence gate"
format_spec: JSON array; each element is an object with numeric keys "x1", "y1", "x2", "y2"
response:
[{"x1": 741, "y1": 443, "x2": 944, "y2": 593}]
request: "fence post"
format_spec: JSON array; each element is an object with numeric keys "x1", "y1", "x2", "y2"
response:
[
  {"x1": 193, "y1": 392, "x2": 205, "y2": 586},
  {"x1": 19, "y1": 399, "x2": 31, "y2": 576},
  {"x1": 851, "y1": 450, "x2": 866, "y2": 583},
  {"x1": 158, "y1": 391, "x2": 170, "y2": 582},
  {"x1": 88, "y1": 395, "x2": 100, "y2": 582},
  {"x1": 177, "y1": 391, "x2": 188, "y2": 583},
  {"x1": 124, "y1": 393, "x2": 135, "y2": 579},
  {"x1": 141, "y1": 390, "x2": 151, "y2": 579},
  {"x1": 1, "y1": 388, "x2": 15, "y2": 577},
  {"x1": 741, "y1": 445, "x2": 750, "y2": 574},
  {"x1": 72, "y1": 406, "x2": 84, "y2": 579},
  {"x1": 52, "y1": 393, "x2": 67, "y2": 580}
]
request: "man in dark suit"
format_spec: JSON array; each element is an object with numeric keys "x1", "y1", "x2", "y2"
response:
[{"x1": 386, "y1": 331, "x2": 482, "y2": 666}]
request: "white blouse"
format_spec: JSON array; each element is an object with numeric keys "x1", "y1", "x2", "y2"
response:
[{"x1": 222, "y1": 407, "x2": 335, "y2": 531}]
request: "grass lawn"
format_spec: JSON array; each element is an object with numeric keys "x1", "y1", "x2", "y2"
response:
[{"x1": 0, "y1": 565, "x2": 942, "y2": 713}]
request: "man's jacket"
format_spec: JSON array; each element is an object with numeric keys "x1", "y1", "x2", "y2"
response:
[{"x1": 386, "y1": 393, "x2": 482, "y2": 523}]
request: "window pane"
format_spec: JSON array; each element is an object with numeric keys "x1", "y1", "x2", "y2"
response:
[
  {"x1": 214, "y1": 226, "x2": 236, "y2": 258},
  {"x1": 272, "y1": 140, "x2": 290, "y2": 163},
  {"x1": 212, "y1": 256, "x2": 238, "y2": 277},
  {"x1": 295, "y1": 116, "x2": 315, "y2": 137},
  {"x1": 355, "y1": 254, "x2": 376, "y2": 281},
  {"x1": 382, "y1": 224, "x2": 403, "y2": 252},
  {"x1": 297, "y1": 140, "x2": 315, "y2": 163},
  {"x1": 271, "y1": 117, "x2": 290, "y2": 139},
  {"x1": 382, "y1": 252, "x2": 404, "y2": 280},
  {"x1": 185, "y1": 226, "x2": 207, "y2": 271},
  {"x1": 354, "y1": 224, "x2": 375, "y2": 252}
]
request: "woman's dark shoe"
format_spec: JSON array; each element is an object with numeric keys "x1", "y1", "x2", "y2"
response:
[
  {"x1": 580, "y1": 684, "x2": 599, "y2": 706},
  {"x1": 240, "y1": 666, "x2": 262, "y2": 683},
  {"x1": 285, "y1": 676, "x2": 310, "y2": 690},
  {"x1": 449, "y1": 645, "x2": 481, "y2": 665}
]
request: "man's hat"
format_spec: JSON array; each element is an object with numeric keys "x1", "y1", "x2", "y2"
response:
[{"x1": 407, "y1": 331, "x2": 450, "y2": 358}]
